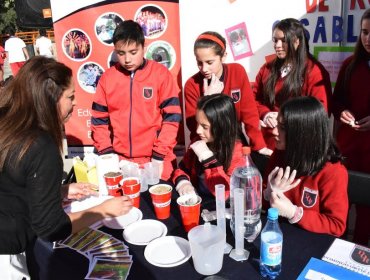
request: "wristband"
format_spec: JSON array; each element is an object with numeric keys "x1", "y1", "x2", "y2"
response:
[{"x1": 288, "y1": 206, "x2": 303, "y2": 224}]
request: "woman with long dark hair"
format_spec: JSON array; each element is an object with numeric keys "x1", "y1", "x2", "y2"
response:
[
  {"x1": 0, "y1": 57, "x2": 132, "y2": 278},
  {"x1": 332, "y1": 8, "x2": 370, "y2": 245},
  {"x1": 173, "y1": 94, "x2": 243, "y2": 199},
  {"x1": 264, "y1": 97, "x2": 348, "y2": 237},
  {"x1": 253, "y1": 18, "x2": 332, "y2": 150}
]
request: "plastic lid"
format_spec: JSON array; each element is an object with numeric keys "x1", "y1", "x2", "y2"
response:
[
  {"x1": 242, "y1": 146, "x2": 251, "y2": 155},
  {"x1": 267, "y1": 208, "x2": 279, "y2": 220}
]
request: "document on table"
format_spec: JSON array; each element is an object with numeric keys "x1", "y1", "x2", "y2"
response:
[
  {"x1": 297, "y1": 257, "x2": 369, "y2": 280},
  {"x1": 322, "y1": 238, "x2": 370, "y2": 277}
]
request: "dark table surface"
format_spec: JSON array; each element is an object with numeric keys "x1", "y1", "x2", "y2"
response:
[{"x1": 30, "y1": 188, "x2": 335, "y2": 280}]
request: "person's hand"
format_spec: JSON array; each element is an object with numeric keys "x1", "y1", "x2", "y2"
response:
[
  {"x1": 270, "y1": 191, "x2": 297, "y2": 219},
  {"x1": 262, "y1": 112, "x2": 278, "y2": 128},
  {"x1": 264, "y1": 166, "x2": 300, "y2": 200},
  {"x1": 99, "y1": 196, "x2": 133, "y2": 218},
  {"x1": 340, "y1": 110, "x2": 356, "y2": 127},
  {"x1": 203, "y1": 73, "x2": 224, "y2": 96},
  {"x1": 176, "y1": 180, "x2": 196, "y2": 196},
  {"x1": 151, "y1": 158, "x2": 164, "y2": 179},
  {"x1": 63, "y1": 183, "x2": 99, "y2": 200},
  {"x1": 258, "y1": 147, "x2": 273, "y2": 156},
  {"x1": 190, "y1": 140, "x2": 214, "y2": 161},
  {"x1": 354, "y1": 116, "x2": 370, "y2": 131}
]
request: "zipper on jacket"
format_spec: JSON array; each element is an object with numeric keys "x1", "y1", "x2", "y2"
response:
[{"x1": 129, "y1": 71, "x2": 134, "y2": 158}]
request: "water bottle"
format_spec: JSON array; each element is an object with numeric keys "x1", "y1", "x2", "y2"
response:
[
  {"x1": 230, "y1": 146, "x2": 262, "y2": 242},
  {"x1": 260, "y1": 208, "x2": 283, "y2": 279}
]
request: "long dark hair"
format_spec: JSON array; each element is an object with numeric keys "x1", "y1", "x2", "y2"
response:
[
  {"x1": 343, "y1": 8, "x2": 370, "y2": 87},
  {"x1": 197, "y1": 94, "x2": 239, "y2": 171},
  {"x1": 0, "y1": 56, "x2": 72, "y2": 170},
  {"x1": 263, "y1": 18, "x2": 308, "y2": 109},
  {"x1": 280, "y1": 97, "x2": 342, "y2": 177}
]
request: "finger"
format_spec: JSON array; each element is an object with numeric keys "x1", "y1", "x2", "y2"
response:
[
  {"x1": 203, "y1": 78, "x2": 208, "y2": 92},
  {"x1": 287, "y1": 169, "x2": 297, "y2": 183},
  {"x1": 282, "y1": 166, "x2": 291, "y2": 181},
  {"x1": 268, "y1": 166, "x2": 279, "y2": 181},
  {"x1": 210, "y1": 73, "x2": 216, "y2": 84}
]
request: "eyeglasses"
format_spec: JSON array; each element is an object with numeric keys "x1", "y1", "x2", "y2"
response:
[{"x1": 272, "y1": 37, "x2": 287, "y2": 44}]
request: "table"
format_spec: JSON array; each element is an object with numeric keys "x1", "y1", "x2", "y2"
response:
[{"x1": 28, "y1": 188, "x2": 335, "y2": 280}]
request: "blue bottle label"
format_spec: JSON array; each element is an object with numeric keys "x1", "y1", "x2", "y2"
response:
[{"x1": 261, "y1": 232, "x2": 282, "y2": 266}]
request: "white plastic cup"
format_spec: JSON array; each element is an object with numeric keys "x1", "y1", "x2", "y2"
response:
[{"x1": 144, "y1": 162, "x2": 160, "y2": 185}]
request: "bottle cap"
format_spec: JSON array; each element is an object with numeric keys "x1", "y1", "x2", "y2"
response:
[
  {"x1": 242, "y1": 146, "x2": 251, "y2": 155},
  {"x1": 267, "y1": 208, "x2": 279, "y2": 220}
]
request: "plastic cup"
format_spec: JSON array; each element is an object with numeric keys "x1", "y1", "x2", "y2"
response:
[
  {"x1": 144, "y1": 162, "x2": 160, "y2": 185},
  {"x1": 149, "y1": 184, "x2": 172, "y2": 219},
  {"x1": 103, "y1": 171, "x2": 123, "y2": 197},
  {"x1": 121, "y1": 177, "x2": 141, "y2": 208},
  {"x1": 177, "y1": 194, "x2": 202, "y2": 232}
]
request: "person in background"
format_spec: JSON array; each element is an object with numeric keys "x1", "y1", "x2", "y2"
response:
[
  {"x1": 253, "y1": 18, "x2": 332, "y2": 150},
  {"x1": 173, "y1": 94, "x2": 244, "y2": 200},
  {"x1": 0, "y1": 57, "x2": 133, "y2": 279},
  {"x1": 35, "y1": 29, "x2": 54, "y2": 58},
  {"x1": 91, "y1": 20, "x2": 182, "y2": 181},
  {"x1": 0, "y1": 44, "x2": 5, "y2": 84},
  {"x1": 4, "y1": 27, "x2": 29, "y2": 76},
  {"x1": 263, "y1": 97, "x2": 348, "y2": 237},
  {"x1": 332, "y1": 8, "x2": 370, "y2": 246},
  {"x1": 184, "y1": 31, "x2": 271, "y2": 157}
]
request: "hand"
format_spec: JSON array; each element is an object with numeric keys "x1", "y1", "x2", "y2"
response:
[
  {"x1": 258, "y1": 147, "x2": 273, "y2": 156},
  {"x1": 190, "y1": 140, "x2": 214, "y2": 161},
  {"x1": 176, "y1": 181, "x2": 196, "y2": 196},
  {"x1": 203, "y1": 73, "x2": 224, "y2": 96},
  {"x1": 340, "y1": 110, "x2": 356, "y2": 127},
  {"x1": 63, "y1": 183, "x2": 99, "y2": 200},
  {"x1": 263, "y1": 112, "x2": 278, "y2": 128},
  {"x1": 99, "y1": 195, "x2": 133, "y2": 218},
  {"x1": 354, "y1": 116, "x2": 370, "y2": 132},
  {"x1": 151, "y1": 159, "x2": 164, "y2": 179},
  {"x1": 270, "y1": 191, "x2": 296, "y2": 219},
  {"x1": 264, "y1": 166, "x2": 300, "y2": 200}
]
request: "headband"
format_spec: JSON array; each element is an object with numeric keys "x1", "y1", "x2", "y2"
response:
[{"x1": 196, "y1": 34, "x2": 225, "y2": 51}]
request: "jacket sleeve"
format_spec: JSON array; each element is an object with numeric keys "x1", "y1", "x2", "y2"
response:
[
  {"x1": 172, "y1": 148, "x2": 193, "y2": 186},
  {"x1": 253, "y1": 63, "x2": 272, "y2": 119},
  {"x1": 91, "y1": 74, "x2": 114, "y2": 154},
  {"x1": 152, "y1": 68, "x2": 182, "y2": 160},
  {"x1": 202, "y1": 142, "x2": 244, "y2": 199},
  {"x1": 184, "y1": 77, "x2": 201, "y2": 141},
  {"x1": 297, "y1": 164, "x2": 348, "y2": 237},
  {"x1": 306, "y1": 59, "x2": 332, "y2": 115},
  {"x1": 238, "y1": 66, "x2": 266, "y2": 151}
]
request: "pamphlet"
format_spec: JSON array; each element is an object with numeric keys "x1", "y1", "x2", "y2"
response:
[{"x1": 322, "y1": 238, "x2": 370, "y2": 277}]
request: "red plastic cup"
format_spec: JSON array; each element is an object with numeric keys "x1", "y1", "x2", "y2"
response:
[
  {"x1": 149, "y1": 184, "x2": 172, "y2": 219},
  {"x1": 104, "y1": 172, "x2": 123, "y2": 197},
  {"x1": 121, "y1": 177, "x2": 141, "y2": 208},
  {"x1": 177, "y1": 195, "x2": 202, "y2": 232}
]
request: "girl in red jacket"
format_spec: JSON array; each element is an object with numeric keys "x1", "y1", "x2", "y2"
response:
[
  {"x1": 184, "y1": 31, "x2": 271, "y2": 156},
  {"x1": 173, "y1": 94, "x2": 244, "y2": 200},
  {"x1": 332, "y1": 8, "x2": 370, "y2": 245},
  {"x1": 264, "y1": 97, "x2": 348, "y2": 237},
  {"x1": 253, "y1": 18, "x2": 332, "y2": 150}
]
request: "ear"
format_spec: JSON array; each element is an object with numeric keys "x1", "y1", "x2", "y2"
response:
[
  {"x1": 221, "y1": 52, "x2": 227, "y2": 62},
  {"x1": 293, "y1": 38, "x2": 300, "y2": 50}
]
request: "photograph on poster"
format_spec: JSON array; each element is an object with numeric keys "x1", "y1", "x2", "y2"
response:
[
  {"x1": 95, "y1": 12, "x2": 124, "y2": 45},
  {"x1": 78, "y1": 62, "x2": 104, "y2": 94},
  {"x1": 145, "y1": 40, "x2": 176, "y2": 70},
  {"x1": 225, "y1": 22, "x2": 253, "y2": 61},
  {"x1": 313, "y1": 46, "x2": 354, "y2": 86},
  {"x1": 62, "y1": 29, "x2": 91, "y2": 61},
  {"x1": 108, "y1": 50, "x2": 119, "y2": 68},
  {"x1": 135, "y1": 4, "x2": 167, "y2": 39}
]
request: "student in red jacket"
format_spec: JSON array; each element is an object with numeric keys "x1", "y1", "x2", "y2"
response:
[
  {"x1": 253, "y1": 18, "x2": 332, "y2": 150},
  {"x1": 263, "y1": 97, "x2": 348, "y2": 237},
  {"x1": 91, "y1": 20, "x2": 182, "y2": 180},
  {"x1": 173, "y1": 94, "x2": 244, "y2": 200},
  {"x1": 184, "y1": 31, "x2": 271, "y2": 156},
  {"x1": 332, "y1": 8, "x2": 370, "y2": 245}
]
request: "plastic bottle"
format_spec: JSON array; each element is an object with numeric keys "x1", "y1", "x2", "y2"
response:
[
  {"x1": 260, "y1": 208, "x2": 283, "y2": 279},
  {"x1": 230, "y1": 146, "x2": 262, "y2": 242}
]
